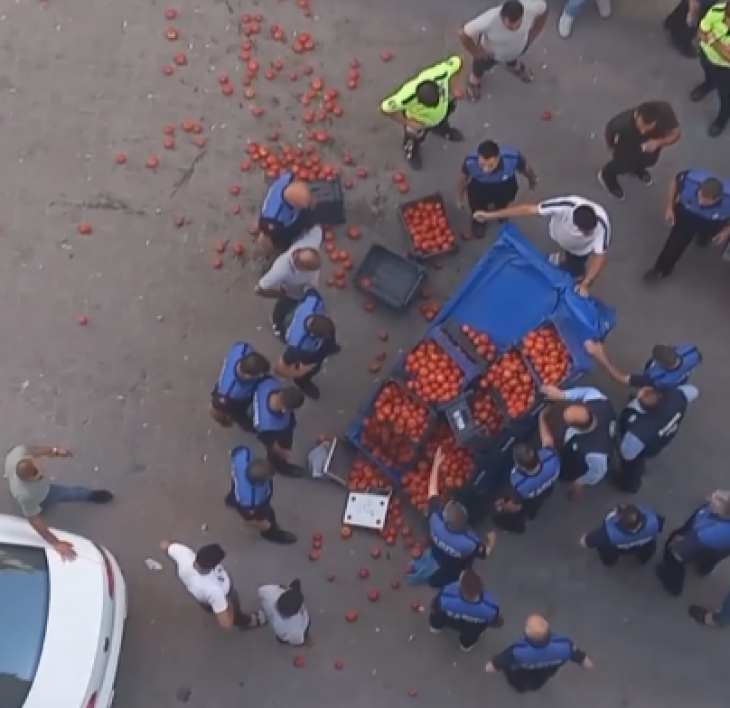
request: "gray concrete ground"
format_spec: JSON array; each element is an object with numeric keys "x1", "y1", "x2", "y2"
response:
[{"x1": 1, "y1": 0, "x2": 729, "y2": 706}]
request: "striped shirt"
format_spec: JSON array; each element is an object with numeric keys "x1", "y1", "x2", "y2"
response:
[{"x1": 537, "y1": 196, "x2": 611, "y2": 256}]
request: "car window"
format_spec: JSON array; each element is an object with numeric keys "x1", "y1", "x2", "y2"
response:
[{"x1": 0, "y1": 544, "x2": 50, "y2": 708}]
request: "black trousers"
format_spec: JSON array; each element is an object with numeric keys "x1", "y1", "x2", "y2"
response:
[
  {"x1": 558, "y1": 252, "x2": 589, "y2": 279},
  {"x1": 655, "y1": 529, "x2": 723, "y2": 596},
  {"x1": 467, "y1": 178, "x2": 518, "y2": 238},
  {"x1": 271, "y1": 296, "x2": 299, "y2": 336},
  {"x1": 664, "y1": 0, "x2": 696, "y2": 52},
  {"x1": 199, "y1": 589, "x2": 256, "y2": 629},
  {"x1": 428, "y1": 610, "x2": 487, "y2": 649},
  {"x1": 612, "y1": 455, "x2": 646, "y2": 493},
  {"x1": 596, "y1": 540, "x2": 657, "y2": 567},
  {"x1": 600, "y1": 148, "x2": 658, "y2": 189},
  {"x1": 653, "y1": 203, "x2": 721, "y2": 275},
  {"x1": 403, "y1": 100, "x2": 457, "y2": 154},
  {"x1": 698, "y1": 51, "x2": 730, "y2": 125},
  {"x1": 505, "y1": 668, "x2": 556, "y2": 693}
]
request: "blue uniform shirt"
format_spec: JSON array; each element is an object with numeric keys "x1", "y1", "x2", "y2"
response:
[{"x1": 491, "y1": 634, "x2": 586, "y2": 672}]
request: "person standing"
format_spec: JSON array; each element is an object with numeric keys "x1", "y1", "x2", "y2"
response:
[
  {"x1": 692, "y1": 3, "x2": 730, "y2": 136},
  {"x1": 655, "y1": 490, "x2": 730, "y2": 597},
  {"x1": 485, "y1": 615, "x2": 593, "y2": 692},
  {"x1": 4, "y1": 444, "x2": 113, "y2": 561},
  {"x1": 456, "y1": 139, "x2": 538, "y2": 239},
  {"x1": 688, "y1": 586, "x2": 730, "y2": 627},
  {"x1": 557, "y1": 0, "x2": 612, "y2": 39},
  {"x1": 380, "y1": 56, "x2": 464, "y2": 170},
  {"x1": 597, "y1": 101, "x2": 681, "y2": 201},
  {"x1": 664, "y1": 0, "x2": 711, "y2": 58},
  {"x1": 258, "y1": 579, "x2": 311, "y2": 645},
  {"x1": 160, "y1": 539, "x2": 266, "y2": 630},
  {"x1": 473, "y1": 196, "x2": 610, "y2": 296},
  {"x1": 580, "y1": 503, "x2": 665, "y2": 567},
  {"x1": 209, "y1": 344, "x2": 271, "y2": 430},
  {"x1": 255, "y1": 226, "x2": 322, "y2": 339},
  {"x1": 645, "y1": 169, "x2": 730, "y2": 280},
  {"x1": 258, "y1": 174, "x2": 315, "y2": 257},
  {"x1": 225, "y1": 447, "x2": 297, "y2": 544},
  {"x1": 458, "y1": 1, "x2": 549, "y2": 100},
  {"x1": 429, "y1": 569, "x2": 504, "y2": 652},
  {"x1": 274, "y1": 287, "x2": 340, "y2": 401}
]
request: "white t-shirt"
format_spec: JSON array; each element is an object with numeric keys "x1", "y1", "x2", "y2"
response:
[
  {"x1": 167, "y1": 543, "x2": 231, "y2": 614},
  {"x1": 463, "y1": 1, "x2": 547, "y2": 63},
  {"x1": 257, "y1": 226, "x2": 323, "y2": 299},
  {"x1": 537, "y1": 196, "x2": 611, "y2": 257},
  {"x1": 258, "y1": 584, "x2": 310, "y2": 645}
]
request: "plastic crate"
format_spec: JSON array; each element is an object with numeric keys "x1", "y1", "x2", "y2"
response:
[
  {"x1": 353, "y1": 244, "x2": 425, "y2": 310},
  {"x1": 309, "y1": 177, "x2": 346, "y2": 226},
  {"x1": 520, "y1": 320, "x2": 584, "y2": 388},
  {"x1": 442, "y1": 388, "x2": 508, "y2": 451},
  {"x1": 426, "y1": 320, "x2": 488, "y2": 386},
  {"x1": 398, "y1": 192, "x2": 459, "y2": 261}
]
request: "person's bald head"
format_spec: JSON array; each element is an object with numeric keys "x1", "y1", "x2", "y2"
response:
[
  {"x1": 564, "y1": 404, "x2": 592, "y2": 431},
  {"x1": 284, "y1": 181, "x2": 313, "y2": 208},
  {"x1": 525, "y1": 614, "x2": 550, "y2": 642},
  {"x1": 292, "y1": 247, "x2": 321, "y2": 271},
  {"x1": 17, "y1": 458, "x2": 40, "y2": 480}
]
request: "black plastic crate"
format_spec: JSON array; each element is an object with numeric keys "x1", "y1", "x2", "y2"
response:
[
  {"x1": 354, "y1": 244, "x2": 425, "y2": 310},
  {"x1": 427, "y1": 322, "x2": 487, "y2": 388},
  {"x1": 397, "y1": 192, "x2": 458, "y2": 261},
  {"x1": 442, "y1": 389, "x2": 507, "y2": 451},
  {"x1": 309, "y1": 177, "x2": 346, "y2": 226},
  {"x1": 441, "y1": 319, "x2": 499, "y2": 367}
]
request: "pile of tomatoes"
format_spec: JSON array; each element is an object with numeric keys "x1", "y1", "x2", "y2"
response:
[
  {"x1": 404, "y1": 341, "x2": 464, "y2": 404},
  {"x1": 461, "y1": 324, "x2": 498, "y2": 363},
  {"x1": 360, "y1": 382, "x2": 431, "y2": 469},
  {"x1": 401, "y1": 198, "x2": 456, "y2": 257},
  {"x1": 522, "y1": 325, "x2": 573, "y2": 386},
  {"x1": 245, "y1": 142, "x2": 339, "y2": 181},
  {"x1": 348, "y1": 456, "x2": 393, "y2": 493},
  {"x1": 481, "y1": 349, "x2": 538, "y2": 419},
  {"x1": 470, "y1": 390, "x2": 505, "y2": 435}
]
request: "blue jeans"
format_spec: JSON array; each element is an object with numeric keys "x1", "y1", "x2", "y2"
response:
[
  {"x1": 714, "y1": 589, "x2": 730, "y2": 626},
  {"x1": 41, "y1": 484, "x2": 94, "y2": 510},
  {"x1": 563, "y1": 0, "x2": 593, "y2": 18}
]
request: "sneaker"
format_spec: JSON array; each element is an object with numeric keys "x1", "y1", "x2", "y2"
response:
[
  {"x1": 558, "y1": 12, "x2": 574, "y2": 38},
  {"x1": 443, "y1": 128, "x2": 464, "y2": 143},
  {"x1": 90, "y1": 490, "x2": 114, "y2": 503},
  {"x1": 643, "y1": 268, "x2": 667, "y2": 283},
  {"x1": 548, "y1": 252, "x2": 563, "y2": 266},
  {"x1": 690, "y1": 83, "x2": 711, "y2": 103},
  {"x1": 261, "y1": 527, "x2": 298, "y2": 545},
  {"x1": 635, "y1": 170, "x2": 653, "y2": 186},
  {"x1": 595, "y1": 0, "x2": 612, "y2": 18},
  {"x1": 688, "y1": 605, "x2": 717, "y2": 626},
  {"x1": 459, "y1": 643, "x2": 476, "y2": 653},
  {"x1": 404, "y1": 144, "x2": 423, "y2": 171},
  {"x1": 269, "y1": 316, "x2": 283, "y2": 339},
  {"x1": 275, "y1": 462, "x2": 306, "y2": 479},
  {"x1": 250, "y1": 610, "x2": 268, "y2": 627},
  {"x1": 708, "y1": 118, "x2": 727, "y2": 138},
  {"x1": 296, "y1": 380, "x2": 321, "y2": 400},
  {"x1": 428, "y1": 626, "x2": 442, "y2": 634},
  {"x1": 597, "y1": 170, "x2": 625, "y2": 201}
]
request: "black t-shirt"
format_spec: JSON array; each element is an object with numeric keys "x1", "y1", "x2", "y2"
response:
[{"x1": 605, "y1": 102, "x2": 679, "y2": 156}]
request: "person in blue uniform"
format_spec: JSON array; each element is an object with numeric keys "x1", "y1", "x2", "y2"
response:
[
  {"x1": 258, "y1": 174, "x2": 315, "y2": 256},
  {"x1": 585, "y1": 340, "x2": 702, "y2": 389},
  {"x1": 580, "y1": 503, "x2": 664, "y2": 567},
  {"x1": 655, "y1": 489, "x2": 730, "y2": 596},
  {"x1": 485, "y1": 614, "x2": 593, "y2": 693},
  {"x1": 273, "y1": 288, "x2": 340, "y2": 401},
  {"x1": 252, "y1": 376, "x2": 306, "y2": 478},
  {"x1": 645, "y1": 169, "x2": 730, "y2": 280},
  {"x1": 225, "y1": 446, "x2": 296, "y2": 545},
  {"x1": 456, "y1": 140, "x2": 538, "y2": 239},
  {"x1": 425, "y1": 447, "x2": 496, "y2": 587},
  {"x1": 492, "y1": 413, "x2": 560, "y2": 534},
  {"x1": 688, "y1": 584, "x2": 730, "y2": 628},
  {"x1": 428, "y1": 569, "x2": 504, "y2": 652},
  {"x1": 209, "y1": 344, "x2": 271, "y2": 431},
  {"x1": 540, "y1": 385, "x2": 616, "y2": 500},
  {"x1": 614, "y1": 384, "x2": 698, "y2": 493}
]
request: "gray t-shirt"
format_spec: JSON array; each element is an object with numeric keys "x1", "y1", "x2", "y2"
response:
[
  {"x1": 257, "y1": 226, "x2": 322, "y2": 300},
  {"x1": 5, "y1": 445, "x2": 50, "y2": 517}
]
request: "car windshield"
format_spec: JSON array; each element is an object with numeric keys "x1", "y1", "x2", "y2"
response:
[{"x1": 0, "y1": 544, "x2": 50, "y2": 708}]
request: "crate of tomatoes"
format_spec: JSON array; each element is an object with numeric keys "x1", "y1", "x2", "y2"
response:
[
  {"x1": 442, "y1": 386, "x2": 508, "y2": 450},
  {"x1": 350, "y1": 378, "x2": 438, "y2": 480},
  {"x1": 398, "y1": 193, "x2": 458, "y2": 261},
  {"x1": 521, "y1": 322, "x2": 578, "y2": 387}
]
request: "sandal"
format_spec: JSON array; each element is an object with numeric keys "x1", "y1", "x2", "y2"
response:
[
  {"x1": 466, "y1": 81, "x2": 482, "y2": 102},
  {"x1": 508, "y1": 62, "x2": 534, "y2": 84}
]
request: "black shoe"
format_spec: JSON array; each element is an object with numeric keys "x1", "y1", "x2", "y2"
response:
[
  {"x1": 275, "y1": 462, "x2": 306, "y2": 478},
  {"x1": 708, "y1": 118, "x2": 727, "y2": 137},
  {"x1": 690, "y1": 83, "x2": 712, "y2": 102},
  {"x1": 404, "y1": 140, "x2": 422, "y2": 170},
  {"x1": 90, "y1": 490, "x2": 114, "y2": 504},
  {"x1": 442, "y1": 128, "x2": 464, "y2": 142},
  {"x1": 597, "y1": 170, "x2": 625, "y2": 201},
  {"x1": 224, "y1": 491, "x2": 237, "y2": 508},
  {"x1": 329, "y1": 343, "x2": 342, "y2": 356},
  {"x1": 688, "y1": 605, "x2": 715, "y2": 626},
  {"x1": 654, "y1": 564, "x2": 682, "y2": 597},
  {"x1": 643, "y1": 268, "x2": 667, "y2": 282},
  {"x1": 296, "y1": 380, "x2": 321, "y2": 400},
  {"x1": 260, "y1": 527, "x2": 297, "y2": 544},
  {"x1": 635, "y1": 169, "x2": 653, "y2": 186}
]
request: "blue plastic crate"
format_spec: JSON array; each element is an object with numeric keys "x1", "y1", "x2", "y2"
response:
[{"x1": 426, "y1": 321, "x2": 487, "y2": 386}]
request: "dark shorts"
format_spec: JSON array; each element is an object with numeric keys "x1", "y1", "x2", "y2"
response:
[
  {"x1": 257, "y1": 428, "x2": 294, "y2": 451},
  {"x1": 560, "y1": 252, "x2": 589, "y2": 278},
  {"x1": 238, "y1": 502, "x2": 277, "y2": 524},
  {"x1": 472, "y1": 56, "x2": 518, "y2": 78},
  {"x1": 210, "y1": 394, "x2": 254, "y2": 430}
]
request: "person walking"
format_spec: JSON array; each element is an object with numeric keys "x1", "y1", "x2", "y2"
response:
[
  {"x1": 258, "y1": 579, "x2": 311, "y2": 645},
  {"x1": 688, "y1": 586, "x2": 730, "y2": 627},
  {"x1": 160, "y1": 539, "x2": 266, "y2": 630},
  {"x1": 692, "y1": 2, "x2": 730, "y2": 136},
  {"x1": 4, "y1": 444, "x2": 113, "y2": 561},
  {"x1": 557, "y1": 0, "x2": 612, "y2": 39},
  {"x1": 664, "y1": 0, "x2": 711, "y2": 58},
  {"x1": 458, "y1": 1, "x2": 548, "y2": 99},
  {"x1": 380, "y1": 56, "x2": 464, "y2": 170},
  {"x1": 597, "y1": 101, "x2": 681, "y2": 201}
]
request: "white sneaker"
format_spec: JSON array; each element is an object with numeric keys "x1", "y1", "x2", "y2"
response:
[
  {"x1": 429, "y1": 626, "x2": 442, "y2": 634},
  {"x1": 595, "y1": 0, "x2": 612, "y2": 18},
  {"x1": 558, "y1": 12, "x2": 574, "y2": 38}
]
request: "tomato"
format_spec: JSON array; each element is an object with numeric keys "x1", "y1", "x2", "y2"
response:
[
  {"x1": 482, "y1": 349, "x2": 538, "y2": 419},
  {"x1": 461, "y1": 324, "x2": 498, "y2": 363},
  {"x1": 522, "y1": 324, "x2": 572, "y2": 386},
  {"x1": 404, "y1": 341, "x2": 463, "y2": 404},
  {"x1": 402, "y1": 199, "x2": 456, "y2": 256}
]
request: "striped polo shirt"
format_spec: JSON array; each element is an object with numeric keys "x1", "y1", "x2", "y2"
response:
[{"x1": 537, "y1": 196, "x2": 611, "y2": 256}]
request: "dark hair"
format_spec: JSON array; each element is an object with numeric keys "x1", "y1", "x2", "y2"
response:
[
  {"x1": 307, "y1": 314, "x2": 335, "y2": 340},
  {"x1": 416, "y1": 80, "x2": 440, "y2": 107},
  {"x1": 636, "y1": 102, "x2": 661, "y2": 124},
  {"x1": 239, "y1": 352, "x2": 270, "y2": 378},
  {"x1": 195, "y1": 543, "x2": 225, "y2": 571},
  {"x1": 500, "y1": 0, "x2": 525, "y2": 22},
  {"x1": 616, "y1": 504, "x2": 643, "y2": 531},
  {"x1": 443, "y1": 500, "x2": 468, "y2": 531},
  {"x1": 651, "y1": 344, "x2": 680, "y2": 369},
  {"x1": 248, "y1": 458, "x2": 274, "y2": 481},
  {"x1": 280, "y1": 386, "x2": 306, "y2": 410},
  {"x1": 460, "y1": 569, "x2": 483, "y2": 598},
  {"x1": 477, "y1": 140, "x2": 500, "y2": 160},
  {"x1": 700, "y1": 178, "x2": 723, "y2": 202},
  {"x1": 277, "y1": 580, "x2": 305, "y2": 618},
  {"x1": 513, "y1": 442, "x2": 539, "y2": 470},
  {"x1": 573, "y1": 205, "x2": 598, "y2": 233}
]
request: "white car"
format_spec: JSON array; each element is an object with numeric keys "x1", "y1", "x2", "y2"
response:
[{"x1": 0, "y1": 513, "x2": 127, "y2": 708}]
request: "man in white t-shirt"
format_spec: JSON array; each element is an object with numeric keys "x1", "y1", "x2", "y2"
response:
[
  {"x1": 459, "y1": 0, "x2": 548, "y2": 100},
  {"x1": 255, "y1": 225, "x2": 323, "y2": 338},
  {"x1": 258, "y1": 579, "x2": 311, "y2": 646},
  {"x1": 161, "y1": 539, "x2": 266, "y2": 631},
  {"x1": 474, "y1": 196, "x2": 611, "y2": 297}
]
